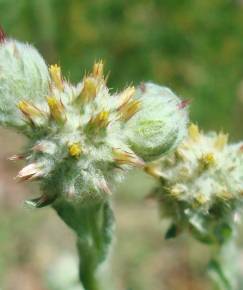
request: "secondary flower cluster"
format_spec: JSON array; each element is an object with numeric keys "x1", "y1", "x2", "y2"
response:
[{"x1": 146, "y1": 124, "x2": 243, "y2": 243}]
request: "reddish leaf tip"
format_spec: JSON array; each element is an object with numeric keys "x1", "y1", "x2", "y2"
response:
[
  {"x1": 139, "y1": 82, "x2": 146, "y2": 93},
  {"x1": 0, "y1": 26, "x2": 6, "y2": 43},
  {"x1": 178, "y1": 99, "x2": 192, "y2": 110}
]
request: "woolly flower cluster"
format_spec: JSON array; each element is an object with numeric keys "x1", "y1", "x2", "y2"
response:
[
  {"x1": 147, "y1": 124, "x2": 243, "y2": 243},
  {"x1": 0, "y1": 35, "x2": 188, "y2": 207}
]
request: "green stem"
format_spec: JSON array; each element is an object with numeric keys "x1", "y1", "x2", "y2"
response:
[
  {"x1": 52, "y1": 199, "x2": 114, "y2": 290},
  {"x1": 77, "y1": 238, "x2": 100, "y2": 290},
  {"x1": 208, "y1": 238, "x2": 239, "y2": 290}
]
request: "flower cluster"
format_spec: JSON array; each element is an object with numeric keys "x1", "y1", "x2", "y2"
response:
[
  {"x1": 0, "y1": 35, "x2": 188, "y2": 207},
  {"x1": 147, "y1": 124, "x2": 243, "y2": 243}
]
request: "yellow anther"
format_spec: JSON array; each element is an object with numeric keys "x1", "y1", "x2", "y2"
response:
[
  {"x1": 195, "y1": 193, "x2": 208, "y2": 205},
  {"x1": 89, "y1": 111, "x2": 110, "y2": 129},
  {"x1": 68, "y1": 143, "x2": 82, "y2": 157},
  {"x1": 98, "y1": 111, "x2": 109, "y2": 127},
  {"x1": 49, "y1": 64, "x2": 64, "y2": 91},
  {"x1": 93, "y1": 60, "x2": 104, "y2": 78},
  {"x1": 112, "y1": 148, "x2": 144, "y2": 167},
  {"x1": 169, "y1": 185, "x2": 183, "y2": 198},
  {"x1": 119, "y1": 99, "x2": 141, "y2": 121},
  {"x1": 118, "y1": 86, "x2": 136, "y2": 109},
  {"x1": 144, "y1": 164, "x2": 162, "y2": 178},
  {"x1": 188, "y1": 123, "x2": 200, "y2": 142},
  {"x1": 214, "y1": 133, "x2": 228, "y2": 150},
  {"x1": 199, "y1": 152, "x2": 216, "y2": 168},
  {"x1": 217, "y1": 190, "x2": 233, "y2": 200},
  {"x1": 78, "y1": 78, "x2": 97, "y2": 103},
  {"x1": 99, "y1": 111, "x2": 109, "y2": 121},
  {"x1": 18, "y1": 101, "x2": 42, "y2": 118},
  {"x1": 47, "y1": 96, "x2": 66, "y2": 123},
  {"x1": 175, "y1": 148, "x2": 186, "y2": 161},
  {"x1": 88, "y1": 111, "x2": 109, "y2": 130},
  {"x1": 179, "y1": 166, "x2": 190, "y2": 178}
]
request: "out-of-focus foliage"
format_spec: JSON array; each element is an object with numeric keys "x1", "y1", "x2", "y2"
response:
[{"x1": 1, "y1": 0, "x2": 243, "y2": 136}]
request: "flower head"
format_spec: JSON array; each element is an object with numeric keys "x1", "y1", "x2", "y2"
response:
[
  {"x1": 147, "y1": 124, "x2": 243, "y2": 243},
  {"x1": 0, "y1": 38, "x2": 189, "y2": 207}
]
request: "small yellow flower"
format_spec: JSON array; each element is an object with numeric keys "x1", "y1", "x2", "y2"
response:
[
  {"x1": 68, "y1": 143, "x2": 82, "y2": 157},
  {"x1": 49, "y1": 64, "x2": 64, "y2": 91},
  {"x1": 144, "y1": 164, "x2": 163, "y2": 178},
  {"x1": 119, "y1": 99, "x2": 141, "y2": 121},
  {"x1": 199, "y1": 152, "x2": 216, "y2": 168},
  {"x1": 188, "y1": 123, "x2": 200, "y2": 142},
  {"x1": 112, "y1": 148, "x2": 144, "y2": 167},
  {"x1": 194, "y1": 193, "x2": 208, "y2": 205},
  {"x1": 47, "y1": 96, "x2": 66, "y2": 123},
  {"x1": 118, "y1": 86, "x2": 135, "y2": 109},
  {"x1": 169, "y1": 184, "x2": 184, "y2": 198},
  {"x1": 89, "y1": 111, "x2": 110, "y2": 128},
  {"x1": 78, "y1": 77, "x2": 97, "y2": 103},
  {"x1": 18, "y1": 100, "x2": 43, "y2": 119},
  {"x1": 92, "y1": 60, "x2": 104, "y2": 78},
  {"x1": 214, "y1": 133, "x2": 228, "y2": 150}
]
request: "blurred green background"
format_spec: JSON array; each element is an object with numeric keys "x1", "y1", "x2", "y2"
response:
[{"x1": 1, "y1": 0, "x2": 243, "y2": 289}]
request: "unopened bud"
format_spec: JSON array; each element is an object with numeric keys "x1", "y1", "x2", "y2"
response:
[
  {"x1": 0, "y1": 39, "x2": 50, "y2": 129},
  {"x1": 125, "y1": 83, "x2": 189, "y2": 161}
]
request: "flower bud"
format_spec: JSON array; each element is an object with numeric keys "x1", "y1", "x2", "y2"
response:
[
  {"x1": 124, "y1": 82, "x2": 189, "y2": 161},
  {"x1": 0, "y1": 39, "x2": 50, "y2": 128}
]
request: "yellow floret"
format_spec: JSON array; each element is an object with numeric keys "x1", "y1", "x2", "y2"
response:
[
  {"x1": 68, "y1": 143, "x2": 82, "y2": 157},
  {"x1": 49, "y1": 64, "x2": 64, "y2": 91},
  {"x1": 188, "y1": 123, "x2": 200, "y2": 142}
]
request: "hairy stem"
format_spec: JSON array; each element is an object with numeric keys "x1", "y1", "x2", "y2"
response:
[
  {"x1": 53, "y1": 199, "x2": 114, "y2": 290},
  {"x1": 208, "y1": 237, "x2": 239, "y2": 290}
]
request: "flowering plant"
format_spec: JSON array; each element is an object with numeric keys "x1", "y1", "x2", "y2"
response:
[{"x1": 0, "y1": 28, "x2": 242, "y2": 290}]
